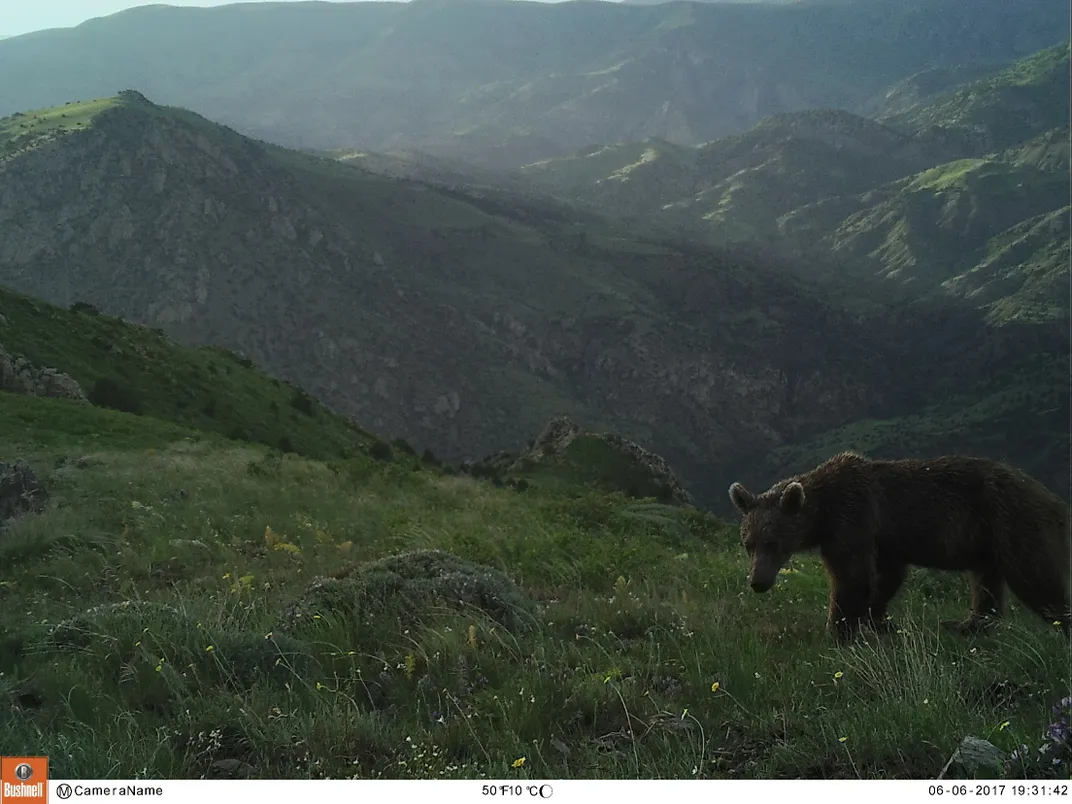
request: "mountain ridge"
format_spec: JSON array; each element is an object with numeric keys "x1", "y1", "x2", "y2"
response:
[{"x1": 0, "y1": 0, "x2": 1067, "y2": 166}]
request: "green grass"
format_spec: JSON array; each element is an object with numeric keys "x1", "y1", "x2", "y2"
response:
[
  {"x1": 0, "y1": 96, "x2": 119, "y2": 158},
  {"x1": 906, "y1": 159, "x2": 990, "y2": 192},
  {"x1": 0, "y1": 400, "x2": 1067, "y2": 780}
]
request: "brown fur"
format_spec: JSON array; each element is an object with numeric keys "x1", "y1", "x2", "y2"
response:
[{"x1": 728, "y1": 452, "x2": 1071, "y2": 642}]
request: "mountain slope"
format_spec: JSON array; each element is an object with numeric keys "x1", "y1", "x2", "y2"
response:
[
  {"x1": 0, "y1": 92, "x2": 907, "y2": 508},
  {"x1": 876, "y1": 40, "x2": 1072, "y2": 155},
  {"x1": 523, "y1": 109, "x2": 954, "y2": 240},
  {"x1": 1, "y1": 93, "x2": 1067, "y2": 511},
  {"x1": 0, "y1": 0, "x2": 1066, "y2": 166},
  {"x1": 522, "y1": 44, "x2": 1071, "y2": 324},
  {"x1": 779, "y1": 155, "x2": 1071, "y2": 320}
]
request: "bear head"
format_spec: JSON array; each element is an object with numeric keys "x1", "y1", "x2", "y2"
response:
[{"x1": 728, "y1": 479, "x2": 810, "y2": 593}]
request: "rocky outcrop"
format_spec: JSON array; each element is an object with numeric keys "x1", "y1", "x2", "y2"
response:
[
  {"x1": 0, "y1": 347, "x2": 87, "y2": 402},
  {"x1": 0, "y1": 460, "x2": 47, "y2": 529},
  {"x1": 497, "y1": 416, "x2": 694, "y2": 505}
]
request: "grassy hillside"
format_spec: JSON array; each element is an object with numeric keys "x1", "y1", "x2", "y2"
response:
[
  {"x1": 780, "y1": 156, "x2": 1070, "y2": 321},
  {"x1": 1, "y1": 300, "x2": 1068, "y2": 780},
  {"x1": 0, "y1": 0, "x2": 1066, "y2": 166},
  {"x1": 0, "y1": 285, "x2": 383, "y2": 461}
]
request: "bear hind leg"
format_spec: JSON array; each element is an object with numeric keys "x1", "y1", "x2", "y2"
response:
[
  {"x1": 945, "y1": 566, "x2": 1004, "y2": 635},
  {"x1": 1003, "y1": 560, "x2": 1071, "y2": 638}
]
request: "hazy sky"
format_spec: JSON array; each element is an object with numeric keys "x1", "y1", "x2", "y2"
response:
[{"x1": 1, "y1": 1, "x2": 359, "y2": 38}]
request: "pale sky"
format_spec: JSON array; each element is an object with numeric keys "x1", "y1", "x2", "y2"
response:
[{"x1": 0, "y1": 1, "x2": 360, "y2": 38}]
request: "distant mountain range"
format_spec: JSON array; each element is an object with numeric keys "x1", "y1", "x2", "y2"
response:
[
  {"x1": 520, "y1": 42, "x2": 1071, "y2": 326},
  {"x1": 0, "y1": 0, "x2": 1067, "y2": 166}
]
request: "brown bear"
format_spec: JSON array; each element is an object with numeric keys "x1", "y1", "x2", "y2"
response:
[{"x1": 727, "y1": 452, "x2": 1071, "y2": 641}]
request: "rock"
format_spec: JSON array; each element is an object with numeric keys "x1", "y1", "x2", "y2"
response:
[
  {"x1": 0, "y1": 461, "x2": 47, "y2": 528},
  {"x1": 209, "y1": 759, "x2": 254, "y2": 779},
  {"x1": 937, "y1": 736, "x2": 1007, "y2": 779},
  {"x1": 0, "y1": 347, "x2": 87, "y2": 402},
  {"x1": 596, "y1": 431, "x2": 694, "y2": 505}
]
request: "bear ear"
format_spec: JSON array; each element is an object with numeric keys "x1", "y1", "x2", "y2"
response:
[
  {"x1": 729, "y1": 482, "x2": 756, "y2": 513},
  {"x1": 780, "y1": 481, "x2": 806, "y2": 514}
]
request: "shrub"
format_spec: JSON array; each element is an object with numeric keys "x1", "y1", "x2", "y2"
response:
[
  {"x1": 69, "y1": 301, "x2": 100, "y2": 316},
  {"x1": 277, "y1": 549, "x2": 535, "y2": 634},
  {"x1": 88, "y1": 376, "x2": 144, "y2": 415},
  {"x1": 369, "y1": 442, "x2": 393, "y2": 462},
  {"x1": 290, "y1": 389, "x2": 315, "y2": 416},
  {"x1": 391, "y1": 438, "x2": 416, "y2": 456}
]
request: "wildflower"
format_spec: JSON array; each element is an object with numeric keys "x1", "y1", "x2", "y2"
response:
[
  {"x1": 833, "y1": 671, "x2": 844, "y2": 680},
  {"x1": 511, "y1": 757, "x2": 526, "y2": 769},
  {"x1": 467, "y1": 624, "x2": 477, "y2": 648},
  {"x1": 999, "y1": 721, "x2": 1011, "y2": 731},
  {"x1": 681, "y1": 708, "x2": 689, "y2": 719},
  {"x1": 710, "y1": 682, "x2": 720, "y2": 693},
  {"x1": 838, "y1": 737, "x2": 848, "y2": 743},
  {"x1": 205, "y1": 645, "x2": 215, "y2": 652}
]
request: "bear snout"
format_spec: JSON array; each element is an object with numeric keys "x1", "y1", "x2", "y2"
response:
[{"x1": 750, "y1": 579, "x2": 775, "y2": 593}]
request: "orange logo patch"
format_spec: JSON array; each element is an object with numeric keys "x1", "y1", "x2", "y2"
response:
[{"x1": 1, "y1": 757, "x2": 48, "y2": 804}]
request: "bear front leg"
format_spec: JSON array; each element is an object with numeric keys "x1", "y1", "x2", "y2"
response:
[
  {"x1": 868, "y1": 560, "x2": 907, "y2": 633},
  {"x1": 823, "y1": 553, "x2": 874, "y2": 642}
]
